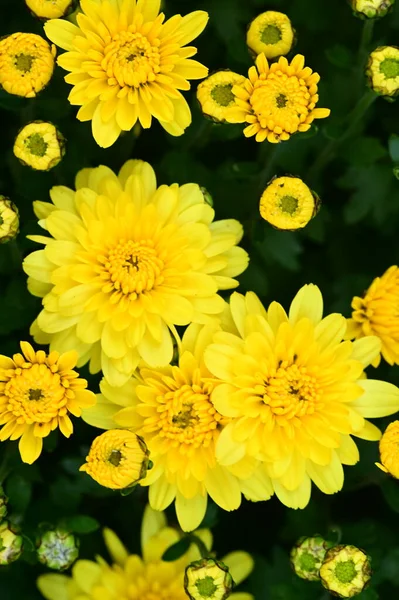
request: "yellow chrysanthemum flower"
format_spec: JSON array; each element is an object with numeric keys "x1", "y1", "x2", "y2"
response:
[
  {"x1": 246, "y1": 11, "x2": 295, "y2": 59},
  {"x1": 37, "y1": 505, "x2": 254, "y2": 600},
  {"x1": 226, "y1": 54, "x2": 330, "y2": 143},
  {"x1": 350, "y1": 0, "x2": 395, "y2": 19},
  {"x1": 259, "y1": 175, "x2": 320, "y2": 230},
  {"x1": 367, "y1": 46, "x2": 399, "y2": 97},
  {"x1": 185, "y1": 558, "x2": 234, "y2": 600},
  {"x1": 82, "y1": 322, "x2": 272, "y2": 532},
  {"x1": 346, "y1": 265, "x2": 399, "y2": 367},
  {"x1": 24, "y1": 159, "x2": 248, "y2": 388},
  {"x1": 0, "y1": 342, "x2": 95, "y2": 464},
  {"x1": 80, "y1": 429, "x2": 150, "y2": 489},
  {"x1": 44, "y1": 1, "x2": 209, "y2": 147},
  {"x1": 196, "y1": 71, "x2": 246, "y2": 123},
  {"x1": 320, "y1": 545, "x2": 372, "y2": 598},
  {"x1": 13, "y1": 121, "x2": 65, "y2": 171},
  {"x1": 0, "y1": 197, "x2": 19, "y2": 244},
  {"x1": 0, "y1": 33, "x2": 56, "y2": 98},
  {"x1": 26, "y1": 0, "x2": 76, "y2": 19},
  {"x1": 204, "y1": 285, "x2": 399, "y2": 509},
  {"x1": 376, "y1": 420, "x2": 399, "y2": 478}
]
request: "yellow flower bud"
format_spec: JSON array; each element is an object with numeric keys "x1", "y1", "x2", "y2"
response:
[
  {"x1": 184, "y1": 558, "x2": 234, "y2": 600},
  {"x1": 0, "y1": 33, "x2": 56, "y2": 98},
  {"x1": 320, "y1": 545, "x2": 372, "y2": 598},
  {"x1": 0, "y1": 197, "x2": 19, "y2": 243},
  {"x1": 0, "y1": 522, "x2": 23, "y2": 565},
  {"x1": 350, "y1": 0, "x2": 395, "y2": 19},
  {"x1": 247, "y1": 11, "x2": 295, "y2": 59},
  {"x1": 259, "y1": 175, "x2": 320, "y2": 230},
  {"x1": 197, "y1": 71, "x2": 246, "y2": 123},
  {"x1": 14, "y1": 121, "x2": 65, "y2": 171},
  {"x1": 367, "y1": 46, "x2": 399, "y2": 98},
  {"x1": 290, "y1": 536, "x2": 333, "y2": 581},
  {"x1": 25, "y1": 0, "x2": 76, "y2": 19},
  {"x1": 80, "y1": 430, "x2": 151, "y2": 490},
  {"x1": 376, "y1": 420, "x2": 399, "y2": 478}
]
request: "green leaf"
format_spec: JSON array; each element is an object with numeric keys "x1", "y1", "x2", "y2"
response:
[
  {"x1": 63, "y1": 515, "x2": 100, "y2": 534},
  {"x1": 162, "y1": 537, "x2": 191, "y2": 562},
  {"x1": 5, "y1": 474, "x2": 32, "y2": 514},
  {"x1": 325, "y1": 44, "x2": 353, "y2": 69},
  {"x1": 380, "y1": 478, "x2": 399, "y2": 513},
  {"x1": 255, "y1": 229, "x2": 303, "y2": 272},
  {"x1": 388, "y1": 134, "x2": 399, "y2": 163}
]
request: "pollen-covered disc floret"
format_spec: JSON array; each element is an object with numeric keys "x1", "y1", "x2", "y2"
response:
[
  {"x1": 259, "y1": 175, "x2": 320, "y2": 230},
  {"x1": 320, "y1": 545, "x2": 372, "y2": 598},
  {"x1": 350, "y1": 0, "x2": 395, "y2": 18},
  {"x1": 80, "y1": 429, "x2": 150, "y2": 490},
  {"x1": 14, "y1": 121, "x2": 65, "y2": 171},
  {"x1": 0, "y1": 342, "x2": 95, "y2": 464},
  {"x1": 0, "y1": 33, "x2": 56, "y2": 98},
  {"x1": 226, "y1": 53, "x2": 330, "y2": 143},
  {"x1": 197, "y1": 71, "x2": 246, "y2": 122},
  {"x1": 376, "y1": 420, "x2": 399, "y2": 478},
  {"x1": 44, "y1": 1, "x2": 209, "y2": 147},
  {"x1": 184, "y1": 558, "x2": 234, "y2": 600},
  {"x1": 290, "y1": 536, "x2": 333, "y2": 581},
  {"x1": 25, "y1": 0, "x2": 76, "y2": 19},
  {"x1": 346, "y1": 266, "x2": 399, "y2": 367},
  {"x1": 246, "y1": 11, "x2": 295, "y2": 59},
  {"x1": 0, "y1": 197, "x2": 19, "y2": 243},
  {"x1": 367, "y1": 46, "x2": 399, "y2": 97}
]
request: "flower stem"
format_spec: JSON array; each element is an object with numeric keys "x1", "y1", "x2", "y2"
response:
[
  {"x1": 358, "y1": 19, "x2": 374, "y2": 65},
  {"x1": 189, "y1": 534, "x2": 210, "y2": 559},
  {"x1": 258, "y1": 143, "x2": 280, "y2": 192}
]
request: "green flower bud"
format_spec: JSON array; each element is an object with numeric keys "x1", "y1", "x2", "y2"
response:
[
  {"x1": 201, "y1": 187, "x2": 214, "y2": 208},
  {"x1": 37, "y1": 529, "x2": 79, "y2": 571},
  {"x1": 0, "y1": 521, "x2": 23, "y2": 565},
  {"x1": 0, "y1": 485, "x2": 8, "y2": 520},
  {"x1": 320, "y1": 545, "x2": 372, "y2": 598},
  {"x1": 184, "y1": 558, "x2": 234, "y2": 600},
  {"x1": 350, "y1": 0, "x2": 395, "y2": 19},
  {"x1": 0, "y1": 197, "x2": 19, "y2": 243},
  {"x1": 290, "y1": 535, "x2": 334, "y2": 581}
]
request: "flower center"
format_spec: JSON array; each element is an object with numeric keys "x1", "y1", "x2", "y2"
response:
[
  {"x1": 334, "y1": 560, "x2": 357, "y2": 584},
  {"x1": 103, "y1": 240, "x2": 164, "y2": 297},
  {"x1": 299, "y1": 552, "x2": 317, "y2": 572},
  {"x1": 261, "y1": 362, "x2": 318, "y2": 419},
  {"x1": 260, "y1": 24, "x2": 282, "y2": 45},
  {"x1": 211, "y1": 84, "x2": 235, "y2": 107},
  {"x1": 14, "y1": 53, "x2": 34, "y2": 73},
  {"x1": 280, "y1": 195, "x2": 298, "y2": 215},
  {"x1": 25, "y1": 133, "x2": 48, "y2": 157},
  {"x1": 196, "y1": 576, "x2": 217, "y2": 598},
  {"x1": 28, "y1": 388, "x2": 43, "y2": 401},
  {"x1": 108, "y1": 449, "x2": 122, "y2": 466},
  {"x1": 380, "y1": 58, "x2": 399, "y2": 79},
  {"x1": 102, "y1": 31, "x2": 161, "y2": 88}
]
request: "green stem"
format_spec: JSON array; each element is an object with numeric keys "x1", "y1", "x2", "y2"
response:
[
  {"x1": 357, "y1": 19, "x2": 374, "y2": 65},
  {"x1": 258, "y1": 143, "x2": 280, "y2": 193},
  {"x1": 0, "y1": 445, "x2": 13, "y2": 485},
  {"x1": 189, "y1": 535, "x2": 210, "y2": 559}
]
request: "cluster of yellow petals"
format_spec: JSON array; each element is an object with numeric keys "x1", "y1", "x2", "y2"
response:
[{"x1": 377, "y1": 420, "x2": 399, "y2": 478}]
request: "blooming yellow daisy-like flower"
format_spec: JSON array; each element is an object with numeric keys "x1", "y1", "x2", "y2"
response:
[
  {"x1": 246, "y1": 11, "x2": 295, "y2": 59},
  {"x1": 44, "y1": 1, "x2": 209, "y2": 147},
  {"x1": 37, "y1": 505, "x2": 254, "y2": 600},
  {"x1": 0, "y1": 342, "x2": 95, "y2": 464},
  {"x1": 14, "y1": 121, "x2": 65, "y2": 171},
  {"x1": 197, "y1": 71, "x2": 246, "y2": 122},
  {"x1": 350, "y1": 0, "x2": 395, "y2": 19},
  {"x1": 376, "y1": 420, "x2": 399, "y2": 478},
  {"x1": 320, "y1": 545, "x2": 372, "y2": 598},
  {"x1": 26, "y1": 0, "x2": 76, "y2": 19},
  {"x1": 226, "y1": 54, "x2": 330, "y2": 143},
  {"x1": 346, "y1": 266, "x2": 399, "y2": 367},
  {"x1": 367, "y1": 46, "x2": 399, "y2": 97},
  {"x1": 204, "y1": 285, "x2": 399, "y2": 509},
  {"x1": 82, "y1": 322, "x2": 272, "y2": 531},
  {"x1": 259, "y1": 175, "x2": 320, "y2": 230},
  {"x1": 185, "y1": 558, "x2": 234, "y2": 600},
  {"x1": 80, "y1": 429, "x2": 150, "y2": 489},
  {"x1": 0, "y1": 33, "x2": 56, "y2": 98},
  {"x1": 0, "y1": 197, "x2": 19, "y2": 244},
  {"x1": 24, "y1": 159, "x2": 248, "y2": 388}
]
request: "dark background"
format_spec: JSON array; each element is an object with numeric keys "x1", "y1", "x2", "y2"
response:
[{"x1": 0, "y1": 0, "x2": 399, "y2": 598}]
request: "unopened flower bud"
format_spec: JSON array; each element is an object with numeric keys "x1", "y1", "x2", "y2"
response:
[
  {"x1": 0, "y1": 197, "x2": 19, "y2": 243},
  {"x1": 0, "y1": 521, "x2": 23, "y2": 565},
  {"x1": 37, "y1": 529, "x2": 79, "y2": 571},
  {"x1": 184, "y1": 558, "x2": 234, "y2": 600},
  {"x1": 247, "y1": 11, "x2": 295, "y2": 59},
  {"x1": 290, "y1": 535, "x2": 333, "y2": 581},
  {"x1": 320, "y1": 545, "x2": 372, "y2": 598},
  {"x1": 14, "y1": 121, "x2": 65, "y2": 171},
  {"x1": 350, "y1": 0, "x2": 395, "y2": 19},
  {"x1": 367, "y1": 46, "x2": 399, "y2": 98},
  {"x1": 376, "y1": 420, "x2": 399, "y2": 478},
  {"x1": 197, "y1": 71, "x2": 246, "y2": 123},
  {"x1": 0, "y1": 485, "x2": 8, "y2": 520},
  {"x1": 25, "y1": 0, "x2": 77, "y2": 19}
]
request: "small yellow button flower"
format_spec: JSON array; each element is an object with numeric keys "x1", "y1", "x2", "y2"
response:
[
  {"x1": 0, "y1": 197, "x2": 19, "y2": 244},
  {"x1": 14, "y1": 121, "x2": 65, "y2": 171},
  {"x1": 80, "y1": 430, "x2": 151, "y2": 490},
  {"x1": 320, "y1": 545, "x2": 372, "y2": 598},
  {"x1": 226, "y1": 54, "x2": 330, "y2": 143},
  {"x1": 259, "y1": 175, "x2": 320, "y2": 230},
  {"x1": 247, "y1": 11, "x2": 295, "y2": 59},
  {"x1": 350, "y1": 0, "x2": 395, "y2": 18},
  {"x1": 25, "y1": 0, "x2": 76, "y2": 19},
  {"x1": 376, "y1": 420, "x2": 399, "y2": 478},
  {"x1": 290, "y1": 536, "x2": 333, "y2": 581},
  {"x1": 185, "y1": 558, "x2": 234, "y2": 600},
  {"x1": 197, "y1": 71, "x2": 246, "y2": 122},
  {"x1": 0, "y1": 33, "x2": 56, "y2": 98},
  {"x1": 367, "y1": 46, "x2": 399, "y2": 97}
]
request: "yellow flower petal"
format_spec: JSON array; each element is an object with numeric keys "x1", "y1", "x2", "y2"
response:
[
  {"x1": 222, "y1": 551, "x2": 254, "y2": 586},
  {"x1": 18, "y1": 427, "x2": 43, "y2": 464},
  {"x1": 37, "y1": 574, "x2": 70, "y2": 600},
  {"x1": 103, "y1": 528, "x2": 129, "y2": 566},
  {"x1": 44, "y1": 19, "x2": 81, "y2": 51},
  {"x1": 175, "y1": 492, "x2": 208, "y2": 532},
  {"x1": 353, "y1": 380, "x2": 399, "y2": 418},
  {"x1": 289, "y1": 284, "x2": 323, "y2": 325}
]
